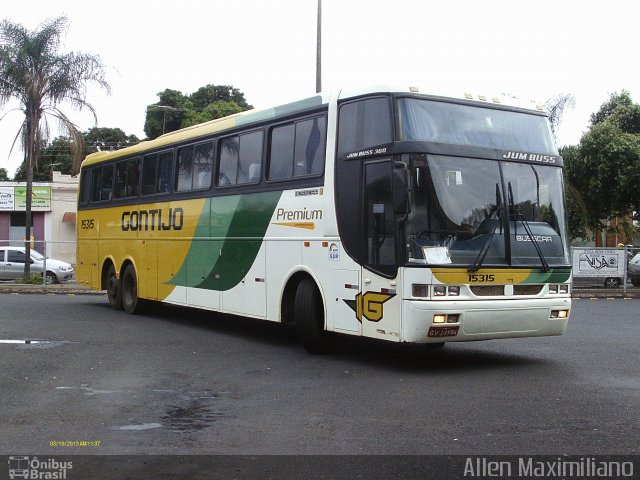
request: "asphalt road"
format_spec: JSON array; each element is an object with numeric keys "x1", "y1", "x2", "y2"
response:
[{"x1": 0, "y1": 294, "x2": 638, "y2": 476}]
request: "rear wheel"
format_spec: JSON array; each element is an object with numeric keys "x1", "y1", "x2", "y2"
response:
[
  {"x1": 106, "y1": 264, "x2": 122, "y2": 310},
  {"x1": 295, "y1": 278, "x2": 333, "y2": 354},
  {"x1": 121, "y1": 264, "x2": 144, "y2": 314}
]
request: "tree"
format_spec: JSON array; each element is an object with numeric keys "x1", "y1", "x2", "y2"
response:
[
  {"x1": 13, "y1": 128, "x2": 140, "y2": 181},
  {"x1": 560, "y1": 145, "x2": 588, "y2": 241},
  {"x1": 589, "y1": 90, "x2": 633, "y2": 127},
  {"x1": 83, "y1": 127, "x2": 139, "y2": 154},
  {"x1": 144, "y1": 84, "x2": 252, "y2": 140},
  {"x1": 144, "y1": 89, "x2": 189, "y2": 139},
  {"x1": 0, "y1": 16, "x2": 109, "y2": 280},
  {"x1": 544, "y1": 93, "x2": 575, "y2": 140},
  {"x1": 14, "y1": 136, "x2": 73, "y2": 181},
  {"x1": 0, "y1": 168, "x2": 8, "y2": 181},
  {"x1": 567, "y1": 91, "x2": 640, "y2": 244}
]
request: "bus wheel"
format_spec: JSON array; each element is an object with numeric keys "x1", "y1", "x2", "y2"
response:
[
  {"x1": 295, "y1": 278, "x2": 333, "y2": 354},
  {"x1": 121, "y1": 264, "x2": 143, "y2": 314},
  {"x1": 106, "y1": 264, "x2": 122, "y2": 310}
]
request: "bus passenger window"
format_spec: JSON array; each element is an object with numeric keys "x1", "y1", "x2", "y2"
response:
[
  {"x1": 194, "y1": 142, "x2": 213, "y2": 189},
  {"x1": 218, "y1": 137, "x2": 239, "y2": 185},
  {"x1": 268, "y1": 116, "x2": 325, "y2": 181},
  {"x1": 142, "y1": 154, "x2": 158, "y2": 195},
  {"x1": 114, "y1": 162, "x2": 128, "y2": 198},
  {"x1": 126, "y1": 159, "x2": 140, "y2": 197},
  {"x1": 269, "y1": 124, "x2": 295, "y2": 180},
  {"x1": 294, "y1": 117, "x2": 325, "y2": 176},
  {"x1": 157, "y1": 151, "x2": 172, "y2": 193},
  {"x1": 114, "y1": 159, "x2": 140, "y2": 199},
  {"x1": 91, "y1": 165, "x2": 113, "y2": 202},
  {"x1": 238, "y1": 131, "x2": 263, "y2": 184},
  {"x1": 176, "y1": 146, "x2": 194, "y2": 191},
  {"x1": 219, "y1": 132, "x2": 263, "y2": 186}
]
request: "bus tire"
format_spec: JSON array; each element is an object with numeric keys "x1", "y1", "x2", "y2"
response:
[
  {"x1": 106, "y1": 264, "x2": 123, "y2": 310},
  {"x1": 121, "y1": 264, "x2": 143, "y2": 314},
  {"x1": 295, "y1": 278, "x2": 333, "y2": 354}
]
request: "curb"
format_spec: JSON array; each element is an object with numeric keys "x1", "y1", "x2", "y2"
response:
[{"x1": 0, "y1": 284, "x2": 104, "y2": 295}]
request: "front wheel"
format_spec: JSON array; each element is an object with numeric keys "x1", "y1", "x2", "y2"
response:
[
  {"x1": 106, "y1": 264, "x2": 122, "y2": 310},
  {"x1": 295, "y1": 278, "x2": 333, "y2": 354},
  {"x1": 121, "y1": 264, "x2": 144, "y2": 314},
  {"x1": 44, "y1": 271, "x2": 57, "y2": 285}
]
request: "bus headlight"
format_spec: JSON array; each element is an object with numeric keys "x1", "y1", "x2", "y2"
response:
[
  {"x1": 559, "y1": 284, "x2": 569, "y2": 294},
  {"x1": 549, "y1": 285, "x2": 558, "y2": 294},
  {"x1": 433, "y1": 286, "x2": 446, "y2": 296},
  {"x1": 433, "y1": 314, "x2": 460, "y2": 324},
  {"x1": 550, "y1": 309, "x2": 570, "y2": 319}
]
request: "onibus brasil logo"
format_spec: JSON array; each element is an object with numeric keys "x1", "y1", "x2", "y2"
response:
[{"x1": 8, "y1": 456, "x2": 73, "y2": 479}]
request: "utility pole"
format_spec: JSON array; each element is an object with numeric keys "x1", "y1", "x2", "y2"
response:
[{"x1": 316, "y1": 0, "x2": 322, "y2": 93}]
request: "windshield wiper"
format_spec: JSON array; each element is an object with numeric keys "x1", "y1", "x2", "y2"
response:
[
  {"x1": 468, "y1": 183, "x2": 501, "y2": 272},
  {"x1": 508, "y1": 182, "x2": 550, "y2": 272}
]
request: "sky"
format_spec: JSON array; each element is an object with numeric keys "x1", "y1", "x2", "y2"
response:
[{"x1": 1, "y1": 0, "x2": 639, "y2": 177}]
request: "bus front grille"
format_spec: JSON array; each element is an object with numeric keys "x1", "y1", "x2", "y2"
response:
[{"x1": 470, "y1": 285, "x2": 505, "y2": 296}]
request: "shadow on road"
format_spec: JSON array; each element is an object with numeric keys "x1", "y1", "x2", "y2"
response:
[{"x1": 90, "y1": 300, "x2": 554, "y2": 375}]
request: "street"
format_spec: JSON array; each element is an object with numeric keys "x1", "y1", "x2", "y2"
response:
[
  {"x1": 1, "y1": 293, "x2": 638, "y2": 457},
  {"x1": 0, "y1": 295, "x2": 640, "y2": 478}
]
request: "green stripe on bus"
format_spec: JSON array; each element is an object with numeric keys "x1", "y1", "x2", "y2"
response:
[
  {"x1": 524, "y1": 268, "x2": 571, "y2": 284},
  {"x1": 167, "y1": 191, "x2": 283, "y2": 291}
]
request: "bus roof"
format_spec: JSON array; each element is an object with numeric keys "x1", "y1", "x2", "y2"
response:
[{"x1": 82, "y1": 84, "x2": 546, "y2": 168}]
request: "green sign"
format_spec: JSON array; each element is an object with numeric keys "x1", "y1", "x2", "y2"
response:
[{"x1": 14, "y1": 186, "x2": 51, "y2": 211}]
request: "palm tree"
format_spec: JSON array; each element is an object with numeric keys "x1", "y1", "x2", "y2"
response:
[{"x1": 0, "y1": 16, "x2": 109, "y2": 280}]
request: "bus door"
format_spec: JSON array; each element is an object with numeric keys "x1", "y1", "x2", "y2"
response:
[{"x1": 360, "y1": 159, "x2": 402, "y2": 342}]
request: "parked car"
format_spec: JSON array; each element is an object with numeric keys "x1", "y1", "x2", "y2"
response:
[
  {"x1": 629, "y1": 253, "x2": 640, "y2": 287},
  {"x1": 0, "y1": 246, "x2": 74, "y2": 284}
]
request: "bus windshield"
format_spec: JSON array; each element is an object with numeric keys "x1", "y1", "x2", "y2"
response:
[
  {"x1": 397, "y1": 98, "x2": 557, "y2": 154},
  {"x1": 405, "y1": 154, "x2": 569, "y2": 268}
]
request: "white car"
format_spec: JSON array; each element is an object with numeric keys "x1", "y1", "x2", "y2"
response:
[{"x1": 0, "y1": 246, "x2": 74, "y2": 284}]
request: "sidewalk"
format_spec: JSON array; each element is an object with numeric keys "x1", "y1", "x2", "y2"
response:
[
  {"x1": 0, "y1": 282, "x2": 638, "y2": 298},
  {"x1": 0, "y1": 282, "x2": 103, "y2": 295}
]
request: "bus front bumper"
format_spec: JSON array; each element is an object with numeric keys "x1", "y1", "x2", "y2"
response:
[{"x1": 402, "y1": 297, "x2": 571, "y2": 343}]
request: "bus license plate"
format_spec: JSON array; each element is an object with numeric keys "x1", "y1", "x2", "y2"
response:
[{"x1": 428, "y1": 326, "x2": 459, "y2": 337}]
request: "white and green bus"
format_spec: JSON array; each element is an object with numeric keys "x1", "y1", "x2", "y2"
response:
[{"x1": 77, "y1": 85, "x2": 571, "y2": 352}]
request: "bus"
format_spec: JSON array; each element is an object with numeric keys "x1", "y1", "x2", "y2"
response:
[{"x1": 76, "y1": 85, "x2": 572, "y2": 353}]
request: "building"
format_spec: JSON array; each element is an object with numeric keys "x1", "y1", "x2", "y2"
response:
[{"x1": 0, "y1": 171, "x2": 78, "y2": 264}]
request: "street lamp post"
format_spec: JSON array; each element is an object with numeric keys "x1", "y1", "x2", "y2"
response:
[
  {"x1": 316, "y1": 0, "x2": 322, "y2": 93},
  {"x1": 146, "y1": 105, "x2": 180, "y2": 135}
]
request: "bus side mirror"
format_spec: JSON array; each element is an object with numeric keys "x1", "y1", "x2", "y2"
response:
[{"x1": 392, "y1": 165, "x2": 410, "y2": 217}]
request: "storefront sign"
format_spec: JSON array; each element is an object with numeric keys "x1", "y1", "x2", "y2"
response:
[
  {"x1": 0, "y1": 187, "x2": 14, "y2": 210},
  {"x1": 14, "y1": 186, "x2": 51, "y2": 211}
]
